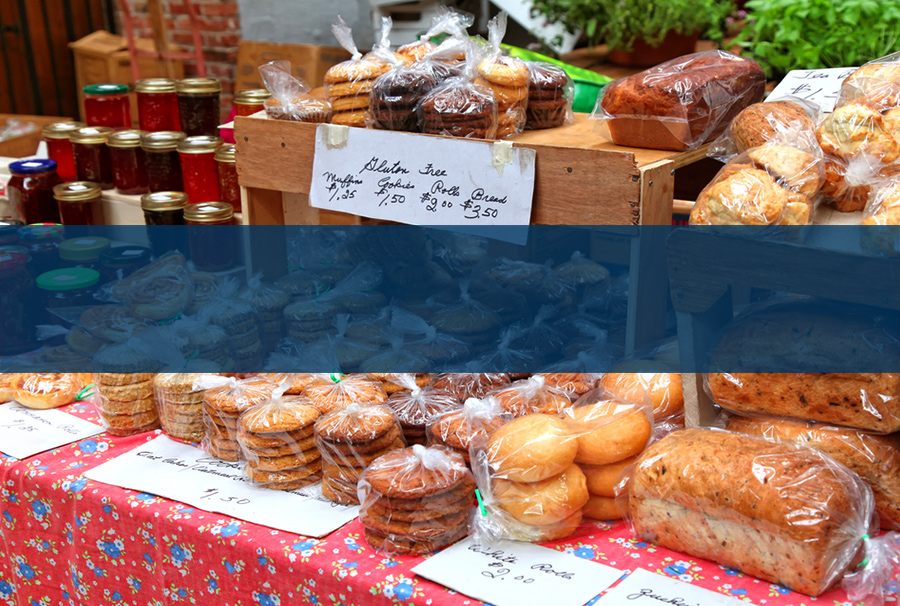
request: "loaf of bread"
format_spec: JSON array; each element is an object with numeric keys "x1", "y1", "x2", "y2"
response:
[
  {"x1": 726, "y1": 415, "x2": 900, "y2": 530},
  {"x1": 630, "y1": 428, "x2": 873, "y2": 596},
  {"x1": 598, "y1": 50, "x2": 765, "y2": 151}
]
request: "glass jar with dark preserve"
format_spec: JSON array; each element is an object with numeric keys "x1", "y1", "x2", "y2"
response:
[
  {"x1": 0, "y1": 251, "x2": 39, "y2": 355},
  {"x1": 53, "y1": 182, "x2": 106, "y2": 226},
  {"x1": 58, "y1": 236, "x2": 111, "y2": 272},
  {"x1": 107, "y1": 130, "x2": 149, "y2": 195},
  {"x1": 17, "y1": 224, "x2": 64, "y2": 277},
  {"x1": 43, "y1": 121, "x2": 85, "y2": 182},
  {"x1": 71, "y1": 126, "x2": 114, "y2": 190},
  {"x1": 234, "y1": 89, "x2": 271, "y2": 117},
  {"x1": 7, "y1": 159, "x2": 63, "y2": 224},
  {"x1": 100, "y1": 245, "x2": 151, "y2": 282},
  {"x1": 178, "y1": 136, "x2": 222, "y2": 203},
  {"x1": 135, "y1": 78, "x2": 180, "y2": 132},
  {"x1": 83, "y1": 83, "x2": 131, "y2": 129},
  {"x1": 215, "y1": 144, "x2": 240, "y2": 212},
  {"x1": 176, "y1": 78, "x2": 221, "y2": 137},
  {"x1": 36, "y1": 267, "x2": 101, "y2": 311},
  {"x1": 141, "y1": 191, "x2": 189, "y2": 259},
  {"x1": 184, "y1": 201, "x2": 236, "y2": 272},
  {"x1": 141, "y1": 131, "x2": 186, "y2": 192}
]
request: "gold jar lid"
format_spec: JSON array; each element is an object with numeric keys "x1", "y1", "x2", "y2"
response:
[
  {"x1": 184, "y1": 201, "x2": 233, "y2": 222},
  {"x1": 177, "y1": 135, "x2": 222, "y2": 154},
  {"x1": 42, "y1": 121, "x2": 86, "y2": 140},
  {"x1": 53, "y1": 181, "x2": 102, "y2": 202},
  {"x1": 141, "y1": 131, "x2": 186, "y2": 150},
  {"x1": 234, "y1": 89, "x2": 272, "y2": 105},
  {"x1": 141, "y1": 191, "x2": 189, "y2": 212},
  {"x1": 214, "y1": 143, "x2": 236, "y2": 163},
  {"x1": 135, "y1": 78, "x2": 177, "y2": 93},
  {"x1": 176, "y1": 78, "x2": 222, "y2": 94},
  {"x1": 107, "y1": 129, "x2": 147, "y2": 148},
  {"x1": 69, "y1": 126, "x2": 114, "y2": 145}
]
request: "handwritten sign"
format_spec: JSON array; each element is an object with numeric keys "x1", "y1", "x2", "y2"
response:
[
  {"x1": 309, "y1": 125, "x2": 536, "y2": 228},
  {"x1": 768, "y1": 67, "x2": 857, "y2": 112},
  {"x1": 412, "y1": 536, "x2": 621, "y2": 606},
  {"x1": 0, "y1": 402, "x2": 104, "y2": 459},
  {"x1": 594, "y1": 568, "x2": 748, "y2": 606},
  {"x1": 84, "y1": 436, "x2": 358, "y2": 537}
]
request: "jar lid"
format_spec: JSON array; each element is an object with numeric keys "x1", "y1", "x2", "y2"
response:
[
  {"x1": 135, "y1": 78, "x2": 177, "y2": 93},
  {"x1": 18, "y1": 224, "x2": 65, "y2": 241},
  {"x1": 184, "y1": 201, "x2": 234, "y2": 222},
  {"x1": 177, "y1": 135, "x2": 223, "y2": 154},
  {"x1": 59, "y1": 236, "x2": 111, "y2": 262},
  {"x1": 54, "y1": 181, "x2": 102, "y2": 202},
  {"x1": 100, "y1": 245, "x2": 151, "y2": 266},
  {"x1": 9, "y1": 159, "x2": 58, "y2": 175},
  {"x1": 141, "y1": 191, "x2": 189, "y2": 211},
  {"x1": 214, "y1": 143, "x2": 236, "y2": 163},
  {"x1": 0, "y1": 245, "x2": 30, "y2": 262},
  {"x1": 0, "y1": 251, "x2": 27, "y2": 272},
  {"x1": 176, "y1": 78, "x2": 222, "y2": 94},
  {"x1": 107, "y1": 129, "x2": 146, "y2": 148},
  {"x1": 141, "y1": 130, "x2": 186, "y2": 150},
  {"x1": 42, "y1": 121, "x2": 86, "y2": 139},
  {"x1": 36, "y1": 267, "x2": 100, "y2": 291},
  {"x1": 83, "y1": 83, "x2": 129, "y2": 95},
  {"x1": 70, "y1": 126, "x2": 114, "y2": 145},
  {"x1": 234, "y1": 89, "x2": 272, "y2": 104}
]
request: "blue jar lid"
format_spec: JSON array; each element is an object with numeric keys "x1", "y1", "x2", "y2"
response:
[{"x1": 9, "y1": 159, "x2": 58, "y2": 174}]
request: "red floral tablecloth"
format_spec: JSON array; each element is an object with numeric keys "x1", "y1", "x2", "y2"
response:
[{"x1": 0, "y1": 402, "x2": 897, "y2": 606}]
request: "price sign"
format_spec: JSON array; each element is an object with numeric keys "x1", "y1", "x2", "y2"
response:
[
  {"x1": 0, "y1": 402, "x2": 104, "y2": 459},
  {"x1": 768, "y1": 67, "x2": 858, "y2": 112},
  {"x1": 593, "y1": 568, "x2": 749, "y2": 606},
  {"x1": 309, "y1": 125, "x2": 536, "y2": 228},
  {"x1": 412, "y1": 536, "x2": 622, "y2": 606},
  {"x1": 85, "y1": 436, "x2": 358, "y2": 537}
]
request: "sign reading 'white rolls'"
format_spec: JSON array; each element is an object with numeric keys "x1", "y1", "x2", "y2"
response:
[{"x1": 0, "y1": 402, "x2": 104, "y2": 459}]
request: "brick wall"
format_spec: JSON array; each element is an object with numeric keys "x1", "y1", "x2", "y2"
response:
[{"x1": 113, "y1": 0, "x2": 241, "y2": 119}]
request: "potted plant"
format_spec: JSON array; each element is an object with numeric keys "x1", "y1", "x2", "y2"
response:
[{"x1": 530, "y1": 0, "x2": 735, "y2": 67}]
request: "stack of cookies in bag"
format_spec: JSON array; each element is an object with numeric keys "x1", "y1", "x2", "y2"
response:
[
  {"x1": 203, "y1": 377, "x2": 275, "y2": 461},
  {"x1": 94, "y1": 373, "x2": 160, "y2": 436}
]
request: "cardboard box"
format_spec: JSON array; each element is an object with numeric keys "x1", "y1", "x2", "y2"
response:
[
  {"x1": 236, "y1": 41, "x2": 349, "y2": 91},
  {"x1": 70, "y1": 30, "x2": 185, "y2": 123},
  {"x1": 0, "y1": 114, "x2": 72, "y2": 158}
]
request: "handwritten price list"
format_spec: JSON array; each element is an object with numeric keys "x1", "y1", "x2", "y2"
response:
[{"x1": 768, "y1": 67, "x2": 857, "y2": 112}]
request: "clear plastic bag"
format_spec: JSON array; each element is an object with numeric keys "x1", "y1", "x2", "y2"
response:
[
  {"x1": 93, "y1": 363, "x2": 163, "y2": 436},
  {"x1": 525, "y1": 61, "x2": 573, "y2": 131},
  {"x1": 861, "y1": 179, "x2": 900, "y2": 256},
  {"x1": 385, "y1": 373, "x2": 461, "y2": 445},
  {"x1": 708, "y1": 97, "x2": 821, "y2": 161},
  {"x1": 537, "y1": 373, "x2": 599, "y2": 397},
  {"x1": 427, "y1": 396, "x2": 506, "y2": 462},
  {"x1": 358, "y1": 336, "x2": 428, "y2": 373},
  {"x1": 259, "y1": 60, "x2": 332, "y2": 123},
  {"x1": 367, "y1": 47, "x2": 436, "y2": 132},
  {"x1": 324, "y1": 16, "x2": 390, "y2": 128},
  {"x1": 391, "y1": 308, "x2": 470, "y2": 363},
  {"x1": 201, "y1": 376, "x2": 276, "y2": 461},
  {"x1": 474, "y1": 12, "x2": 528, "y2": 138},
  {"x1": 7, "y1": 373, "x2": 85, "y2": 410},
  {"x1": 77, "y1": 305, "x2": 148, "y2": 344},
  {"x1": 358, "y1": 444, "x2": 475, "y2": 555},
  {"x1": 108, "y1": 252, "x2": 193, "y2": 321},
  {"x1": 197, "y1": 280, "x2": 264, "y2": 369},
  {"x1": 317, "y1": 314, "x2": 381, "y2": 371},
  {"x1": 510, "y1": 305, "x2": 566, "y2": 358},
  {"x1": 430, "y1": 281, "x2": 500, "y2": 349},
  {"x1": 153, "y1": 373, "x2": 218, "y2": 443},
  {"x1": 302, "y1": 373, "x2": 387, "y2": 414},
  {"x1": 591, "y1": 50, "x2": 766, "y2": 151},
  {"x1": 396, "y1": 6, "x2": 473, "y2": 65},
  {"x1": 487, "y1": 374, "x2": 571, "y2": 418},
  {"x1": 837, "y1": 51, "x2": 900, "y2": 112},
  {"x1": 432, "y1": 373, "x2": 510, "y2": 401},
  {"x1": 551, "y1": 251, "x2": 610, "y2": 289},
  {"x1": 599, "y1": 365, "x2": 684, "y2": 423},
  {"x1": 169, "y1": 315, "x2": 233, "y2": 371},
  {"x1": 470, "y1": 326, "x2": 544, "y2": 373}
]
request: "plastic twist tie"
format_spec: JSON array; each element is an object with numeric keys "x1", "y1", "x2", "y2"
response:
[
  {"x1": 475, "y1": 489, "x2": 487, "y2": 517},
  {"x1": 856, "y1": 534, "x2": 871, "y2": 568},
  {"x1": 75, "y1": 384, "x2": 96, "y2": 401}
]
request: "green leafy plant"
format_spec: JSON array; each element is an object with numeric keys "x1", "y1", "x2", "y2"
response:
[
  {"x1": 735, "y1": 0, "x2": 900, "y2": 79},
  {"x1": 529, "y1": 0, "x2": 735, "y2": 51}
]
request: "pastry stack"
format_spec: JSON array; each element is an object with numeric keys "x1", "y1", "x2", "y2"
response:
[
  {"x1": 203, "y1": 377, "x2": 275, "y2": 461},
  {"x1": 476, "y1": 56, "x2": 529, "y2": 138},
  {"x1": 153, "y1": 373, "x2": 211, "y2": 442},
  {"x1": 525, "y1": 62, "x2": 568, "y2": 130},
  {"x1": 359, "y1": 445, "x2": 475, "y2": 555},
  {"x1": 324, "y1": 59, "x2": 390, "y2": 128},
  {"x1": 314, "y1": 404, "x2": 405, "y2": 504},
  {"x1": 95, "y1": 373, "x2": 160, "y2": 436}
]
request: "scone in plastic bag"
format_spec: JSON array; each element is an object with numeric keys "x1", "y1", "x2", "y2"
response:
[
  {"x1": 861, "y1": 179, "x2": 900, "y2": 256},
  {"x1": 302, "y1": 373, "x2": 387, "y2": 415},
  {"x1": 324, "y1": 16, "x2": 390, "y2": 128},
  {"x1": 386, "y1": 373, "x2": 461, "y2": 445},
  {"x1": 259, "y1": 60, "x2": 331, "y2": 123},
  {"x1": 427, "y1": 396, "x2": 506, "y2": 463},
  {"x1": 525, "y1": 62, "x2": 573, "y2": 130},
  {"x1": 837, "y1": 51, "x2": 900, "y2": 112},
  {"x1": 707, "y1": 97, "x2": 820, "y2": 161},
  {"x1": 475, "y1": 12, "x2": 528, "y2": 138},
  {"x1": 358, "y1": 444, "x2": 475, "y2": 555},
  {"x1": 201, "y1": 375, "x2": 276, "y2": 461}
]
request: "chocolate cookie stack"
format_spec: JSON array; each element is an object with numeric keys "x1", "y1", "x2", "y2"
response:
[
  {"x1": 314, "y1": 404, "x2": 405, "y2": 504},
  {"x1": 203, "y1": 378, "x2": 275, "y2": 461},
  {"x1": 420, "y1": 83, "x2": 497, "y2": 139},
  {"x1": 95, "y1": 373, "x2": 160, "y2": 436},
  {"x1": 525, "y1": 62, "x2": 569, "y2": 130},
  {"x1": 369, "y1": 66, "x2": 436, "y2": 131},
  {"x1": 153, "y1": 373, "x2": 211, "y2": 442},
  {"x1": 359, "y1": 445, "x2": 475, "y2": 555}
]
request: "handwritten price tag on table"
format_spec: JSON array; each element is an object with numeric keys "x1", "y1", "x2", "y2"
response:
[
  {"x1": 768, "y1": 67, "x2": 857, "y2": 112},
  {"x1": 310, "y1": 125, "x2": 536, "y2": 226},
  {"x1": 0, "y1": 402, "x2": 104, "y2": 459},
  {"x1": 412, "y1": 537, "x2": 622, "y2": 606},
  {"x1": 85, "y1": 436, "x2": 358, "y2": 537},
  {"x1": 594, "y1": 568, "x2": 749, "y2": 606}
]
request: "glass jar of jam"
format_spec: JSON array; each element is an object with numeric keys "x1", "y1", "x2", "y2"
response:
[
  {"x1": 43, "y1": 121, "x2": 85, "y2": 182},
  {"x1": 142, "y1": 131, "x2": 186, "y2": 192},
  {"x1": 71, "y1": 126, "x2": 114, "y2": 190},
  {"x1": 59, "y1": 236, "x2": 111, "y2": 271},
  {"x1": 214, "y1": 144, "x2": 240, "y2": 212},
  {"x1": 36, "y1": 267, "x2": 100, "y2": 310},
  {"x1": 141, "y1": 191, "x2": 189, "y2": 259},
  {"x1": 100, "y1": 245, "x2": 151, "y2": 282},
  {"x1": 184, "y1": 201, "x2": 236, "y2": 272},
  {"x1": 234, "y1": 89, "x2": 271, "y2": 117},
  {"x1": 83, "y1": 83, "x2": 132, "y2": 129},
  {"x1": 135, "y1": 78, "x2": 180, "y2": 132},
  {"x1": 53, "y1": 182, "x2": 106, "y2": 226},
  {"x1": 107, "y1": 130, "x2": 149, "y2": 195},
  {"x1": 178, "y1": 136, "x2": 222, "y2": 203},
  {"x1": 0, "y1": 223, "x2": 19, "y2": 246},
  {"x1": 7, "y1": 159, "x2": 64, "y2": 224},
  {"x1": 0, "y1": 251, "x2": 39, "y2": 354},
  {"x1": 18, "y1": 224, "x2": 64, "y2": 277},
  {"x1": 177, "y1": 78, "x2": 222, "y2": 137}
]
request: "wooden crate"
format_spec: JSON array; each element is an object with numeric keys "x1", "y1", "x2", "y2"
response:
[{"x1": 0, "y1": 114, "x2": 72, "y2": 158}]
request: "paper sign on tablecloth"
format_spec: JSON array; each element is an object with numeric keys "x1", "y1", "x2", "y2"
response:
[
  {"x1": 767, "y1": 67, "x2": 857, "y2": 112},
  {"x1": 85, "y1": 436, "x2": 358, "y2": 537},
  {"x1": 0, "y1": 401, "x2": 104, "y2": 459},
  {"x1": 594, "y1": 568, "x2": 749, "y2": 606},
  {"x1": 412, "y1": 536, "x2": 622, "y2": 606}
]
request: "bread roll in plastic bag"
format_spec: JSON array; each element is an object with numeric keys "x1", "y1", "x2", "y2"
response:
[
  {"x1": 525, "y1": 61, "x2": 573, "y2": 130},
  {"x1": 302, "y1": 373, "x2": 387, "y2": 415},
  {"x1": 324, "y1": 16, "x2": 390, "y2": 128},
  {"x1": 386, "y1": 373, "x2": 461, "y2": 445},
  {"x1": 861, "y1": 179, "x2": 900, "y2": 256},
  {"x1": 432, "y1": 373, "x2": 510, "y2": 401},
  {"x1": 7, "y1": 373, "x2": 85, "y2": 410},
  {"x1": 600, "y1": 362, "x2": 684, "y2": 424},
  {"x1": 259, "y1": 60, "x2": 332, "y2": 123},
  {"x1": 427, "y1": 396, "x2": 506, "y2": 462},
  {"x1": 475, "y1": 12, "x2": 528, "y2": 138},
  {"x1": 200, "y1": 375, "x2": 276, "y2": 461},
  {"x1": 109, "y1": 252, "x2": 193, "y2": 321},
  {"x1": 708, "y1": 97, "x2": 821, "y2": 161},
  {"x1": 488, "y1": 374, "x2": 571, "y2": 418},
  {"x1": 838, "y1": 52, "x2": 900, "y2": 112}
]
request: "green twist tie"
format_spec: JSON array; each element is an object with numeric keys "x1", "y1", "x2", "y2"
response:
[
  {"x1": 287, "y1": 265, "x2": 305, "y2": 271},
  {"x1": 184, "y1": 349, "x2": 200, "y2": 367},
  {"x1": 158, "y1": 313, "x2": 183, "y2": 325},
  {"x1": 475, "y1": 489, "x2": 487, "y2": 517},
  {"x1": 314, "y1": 284, "x2": 331, "y2": 302},
  {"x1": 856, "y1": 534, "x2": 871, "y2": 568},
  {"x1": 330, "y1": 372, "x2": 345, "y2": 383},
  {"x1": 75, "y1": 383, "x2": 96, "y2": 401}
]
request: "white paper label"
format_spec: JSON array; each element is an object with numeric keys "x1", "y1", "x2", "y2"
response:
[
  {"x1": 768, "y1": 67, "x2": 858, "y2": 112},
  {"x1": 412, "y1": 536, "x2": 622, "y2": 606},
  {"x1": 309, "y1": 125, "x2": 536, "y2": 227},
  {"x1": 594, "y1": 568, "x2": 748, "y2": 606},
  {"x1": 0, "y1": 402, "x2": 104, "y2": 459},
  {"x1": 85, "y1": 436, "x2": 358, "y2": 537}
]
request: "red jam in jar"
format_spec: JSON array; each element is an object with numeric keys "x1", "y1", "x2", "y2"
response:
[
  {"x1": 184, "y1": 201, "x2": 236, "y2": 271},
  {"x1": 178, "y1": 136, "x2": 222, "y2": 203},
  {"x1": 42, "y1": 121, "x2": 85, "y2": 182},
  {"x1": 53, "y1": 182, "x2": 106, "y2": 226},
  {"x1": 107, "y1": 130, "x2": 149, "y2": 195},
  {"x1": 71, "y1": 126, "x2": 114, "y2": 190},
  {"x1": 7, "y1": 159, "x2": 64, "y2": 224},
  {"x1": 234, "y1": 89, "x2": 271, "y2": 117},
  {"x1": 135, "y1": 78, "x2": 180, "y2": 132},
  {"x1": 83, "y1": 83, "x2": 132, "y2": 129},
  {"x1": 142, "y1": 131, "x2": 186, "y2": 192},
  {"x1": 215, "y1": 144, "x2": 240, "y2": 212},
  {"x1": 176, "y1": 78, "x2": 222, "y2": 137}
]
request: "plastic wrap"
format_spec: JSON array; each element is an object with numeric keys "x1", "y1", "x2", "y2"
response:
[
  {"x1": 590, "y1": 50, "x2": 766, "y2": 151},
  {"x1": 431, "y1": 281, "x2": 500, "y2": 352},
  {"x1": 861, "y1": 179, "x2": 900, "y2": 256},
  {"x1": 358, "y1": 444, "x2": 475, "y2": 555},
  {"x1": 837, "y1": 52, "x2": 900, "y2": 112},
  {"x1": 201, "y1": 376, "x2": 276, "y2": 461},
  {"x1": 510, "y1": 305, "x2": 566, "y2": 359},
  {"x1": 487, "y1": 375, "x2": 571, "y2": 418},
  {"x1": 259, "y1": 60, "x2": 332, "y2": 123},
  {"x1": 537, "y1": 373, "x2": 598, "y2": 397},
  {"x1": 431, "y1": 373, "x2": 509, "y2": 401},
  {"x1": 169, "y1": 315, "x2": 233, "y2": 371},
  {"x1": 385, "y1": 373, "x2": 461, "y2": 445},
  {"x1": 367, "y1": 40, "x2": 436, "y2": 132},
  {"x1": 525, "y1": 62, "x2": 572, "y2": 131},
  {"x1": 197, "y1": 280, "x2": 264, "y2": 369},
  {"x1": 358, "y1": 336, "x2": 428, "y2": 373},
  {"x1": 6, "y1": 373, "x2": 85, "y2": 410},
  {"x1": 78, "y1": 305, "x2": 148, "y2": 344},
  {"x1": 629, "y1": 428, "x2": 879, "y2": 598},
  {"x1": 302, "y1": 373, "x2": 387, "y2": 414},
  {"x1": 708, "y1": 97, "x2": 821, "y2": 161},
  {"x1": 396, "y1": 6, "x2": 472, "y2": 65},
  {"x1": 427, "y1": 396, "x2": 506, "y2": 462},
  {"x1": 551, "y1": 251, "x2": 610, "y2": 289},
  {"x1": 108, "y1": 252, "x2": 193, "y2": 321},
  {"x1": 473, "y1": 13, "x2": 528, "y2": 138},
  {"x1": 391, "y1": 308, "x2": 470, "y2": 363},
  {"x1": 323, "y1": 17, "x2": 390, "y2": 128},
  {"x1": 314, "y1": 403, "x2": 405, "y2": 504},
  {"x1": 93, "y1": 370, "x2": 160, "y2": 436},
  {"x1": 237, "y1": 383, "x2": 323, "y2": 490},
  {"x1": 153, "y1": 373, "x2": 218, "y2": 442},
  {"x1": 600, "y1": 366, "x2": 684, "y2": 423},
  {"x1": 238, "y1": 273, "x2": 291, "y2": 353},
  {"x1": 318, "y1": 314, "x2": 381, "y2": 370}
]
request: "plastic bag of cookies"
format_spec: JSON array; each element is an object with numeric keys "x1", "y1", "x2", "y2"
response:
[
  {"x1": 432, "y1": 373, "x2": 510, "y2": 401},
  {"x1": 185, "y1": 271, "x2": 219, "y2": 315},
  {"x1": 525, "y1": 62, "x2": 573, "y2": 130},
  {"x1": 471, "y1": 325, "x2": 545, "y2": 371},
  {"x1": 431, "y1": 281, "x2": 500, "y2": 352},
  {"x1": 7, "y1": 373, "x2": 86, "y2": 410},
  {"x1": 93, "y1": 368, "x2": 160, "y2": 436},
  {"x1": 367, "y1": 44, "x2": 437, "y2": 132},
  {"x1": 358, "y1": 444, "x2": 475, "y2": 555},
  {"x1": 358, "y1": 337, "x2": 429, "y2": 374},
  {"x1": 238, "y1": 272, "x2": 292, "y2": 353},
  {"x1": 537, "y1": 373, "x2": 599, "y2": 398},
  {"x1": 385, "y1": 373, "x2": 460, "y2": 445},
  {"x1": 427, "y1": 396, "x2": 506, "y2": 462},
  {"x1": 396, "y1": 6, "x2": 472, "y2": 65},
  {"x1": 861, "y1": 179, "x2": 900, "y2": 256},
  {"x1": 302, "y1": 373, "x2": 387, "y2": 415},
  {"x1": 487, "y1": 374, "x2": 572, "y2": 417},
  {"x1": 153, "y1": 373, "x2": 219, "y2": 443},
  {"x1": 475, "y1": 12, "x2": 528, "y2": 138},
  {"x1": 390, "y1": 308, "x2": 470, "y2": 364},
  {"x1": 201, "y1": 375, "x2": 277, "y2": 460},
  {"x1": 315, "y1": 315, "x2": 384, "y2": 370},
  {"x1": 259, "y1": 60, "x2": 332, "y2": 123},
  {"x1": 324, "y1": 17, "x2": 391, "y2": 128}
]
